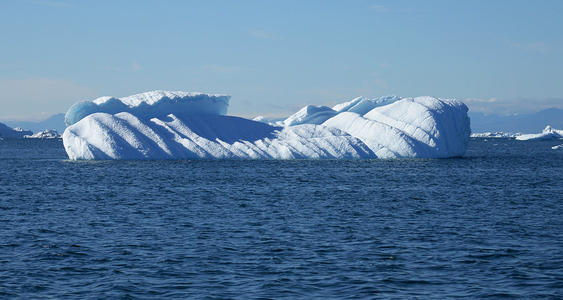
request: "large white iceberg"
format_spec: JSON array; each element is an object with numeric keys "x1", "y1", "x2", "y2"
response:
[
  {"x1": 62, "y1": 91, "x2": 470, "y2": 160},
  {"x1": 471, "y1": 132, "x2": 517, "y2": 138},
  {"x1": 332, "y1": 95, "x2": 402, "y2": 115}
]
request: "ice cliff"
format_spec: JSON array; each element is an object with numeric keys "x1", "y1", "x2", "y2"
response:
[{"x1": 62, "y1": 91, "x2": 471, "y2": 160}]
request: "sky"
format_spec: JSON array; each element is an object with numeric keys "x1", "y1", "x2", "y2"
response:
[{"x1": 1, "y1": 0, "x2": 562, "y2": 121}]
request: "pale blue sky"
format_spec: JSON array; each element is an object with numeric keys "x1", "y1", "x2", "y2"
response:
[{"x1": 1, "y1": 0, "x2": 562, "y2": 120}]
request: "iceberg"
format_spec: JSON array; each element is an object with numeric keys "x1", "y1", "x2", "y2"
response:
[
  {"x1": 471, "y1": 132, "x2": 517, "y2": 138},
  {"x1": 515, "y1": 125, "x2": 563, "y2": 141},
  {"x1": 62, "y1": 91, "x2": 470, "y2": 160},
  {"x1": 552, "y1": 144, "x2": 563, "y2": 150},
  {"x1": 24, "y1": 129, "x2": 60, "y2": 139},
  {"x1": 0, "y1": 122, "x2": 32, "y2": 139}
]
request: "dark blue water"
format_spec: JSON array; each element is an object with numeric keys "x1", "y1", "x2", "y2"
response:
[{"x1": 1, "y1": 138, "x2": 562, "y2": 299}]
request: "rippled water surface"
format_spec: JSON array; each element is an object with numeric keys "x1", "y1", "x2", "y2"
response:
[{"x1": 1, "y1": 138, "x2": 562, "y2": 299}]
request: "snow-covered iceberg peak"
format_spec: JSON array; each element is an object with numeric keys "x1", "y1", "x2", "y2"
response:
[
  {"x1": 65, "y1": 90, "x2": 230, "y2": 126},
  {"x1": 283, "y1": 105, "x2": 337, "y2": 126},
  {"x1": 332, "y1": 95, "x2": 402, "y2": 115},
  {"x1": 24, "y1": 129, "x2": 60, "y2": 139}
]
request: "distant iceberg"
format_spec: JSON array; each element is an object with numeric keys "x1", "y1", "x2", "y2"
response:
[
  {"x1": 515, "y1": 125, "x2": 563, "y2": 141},
  {"x1": 471, "y1": 132, "x2": 517, "y2": 138},
  {"x1": 62, "y1": 91, "x2": 471, "y2": 160}
]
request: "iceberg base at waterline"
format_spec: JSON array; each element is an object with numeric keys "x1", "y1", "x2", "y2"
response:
[
  {"x1": 62, "y1": 91, "x2": 471, "y2": 160},
  {"x1": 515, "y1": 125, "x2": 563, "y2": 141}
]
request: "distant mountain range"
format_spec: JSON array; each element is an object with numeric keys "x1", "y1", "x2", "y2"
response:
[
  {"x1": 469, "y1": 108, "x2": 563, "y2": 133},
  {"x1": 4, "y1": 113, "x2": 66, "y2": 134},
  {"x1": 2, "y1": 107, "x2": 562, "y2": 135},
  {"x1": 0, "y1": 122, "x2": 32, "y2": 139}
]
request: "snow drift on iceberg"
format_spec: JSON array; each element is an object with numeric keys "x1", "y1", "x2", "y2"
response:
[
  {"x1": 62, "y1": 91, "x2": 470, "y2": 160},
  {"x1": 65, "y1": 90, "x2": 229, "y2": 126},
  {"x1": 24, "y1": 129, "x2": 60, "y2": 139}
]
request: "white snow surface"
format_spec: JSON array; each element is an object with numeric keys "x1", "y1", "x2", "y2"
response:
[
  {"x1": 65, "y1": 90, "x2": 230, "y2": 126},
  {"x1": 63, "y1": 91, "x2": 470, "y2": 160},
  {"x1": 333, "y1": 95, "x2": 402, "y2": 115},
  {"x1": 515, "y1": 125, "x2": 563, "y2": 141},
  {"x1": 25, "y1": 129, "x2": 60, "y2": 139}
]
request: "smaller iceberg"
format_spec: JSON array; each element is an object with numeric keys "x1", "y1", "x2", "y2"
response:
[
  {"x1": 471, "y1": 132, "x2": 517, "y2": 138},
  {"x1": 515, "y1": 125, "x2": 563, "y2": 141},
  {"x1": 65, "y1": 90, "x2": 230, "y2": 126},
  {"x1": 24, "y1": 129, "x2": 60, "y2": 139},
  {"x1": 552, "y1": 144, "x2": 563, "y2": 150},
  {"x1": 332, "y1": 95, "x2": 401, "y2": 115}
]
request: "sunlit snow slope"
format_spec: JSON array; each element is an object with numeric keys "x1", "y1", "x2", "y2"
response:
[{"x1": 63, "y1": 91, "x2": 470, "y2": 160}]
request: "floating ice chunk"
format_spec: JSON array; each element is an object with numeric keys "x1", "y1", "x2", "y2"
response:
[
  {"x1": 552, "y1": 144, "x2": 563, "y2": 150},
  {"x1": 65, "y1": 90, "x2": 230, "y2": 126},
  {"x1": 515, "y1": 125, "x2": 563, "y2": 141}
]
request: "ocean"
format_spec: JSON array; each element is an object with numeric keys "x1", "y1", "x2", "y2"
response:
[{"x1": 0, "y1": 138, "x2": 562, "y2": 299}]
